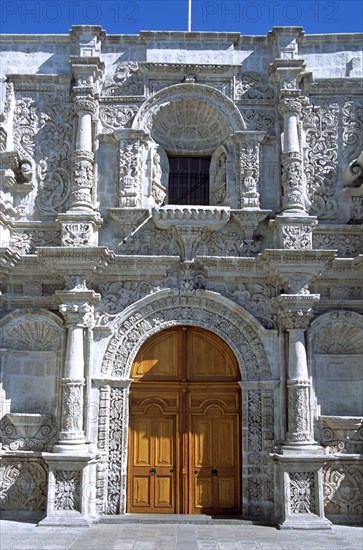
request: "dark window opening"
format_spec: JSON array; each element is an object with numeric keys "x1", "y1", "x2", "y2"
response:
[{"x1": 168, "y1": 156, "x2": 210, "y2": 205}]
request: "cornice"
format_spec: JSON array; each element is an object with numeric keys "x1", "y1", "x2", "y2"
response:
[
  {"x1": 0, "y1": 294, "x2": 61, "y2": 309},
  {"x1": 317, "y1": 299, "x2": 363, "y2": 313}
]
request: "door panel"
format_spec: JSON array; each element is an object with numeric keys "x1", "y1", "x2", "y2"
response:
[
  {"x1": 128, "y1": 327, "x2": 241, "y2": 515},
  {"x1": 128, "y1": 396, "x2": 177, "y2": 513}
]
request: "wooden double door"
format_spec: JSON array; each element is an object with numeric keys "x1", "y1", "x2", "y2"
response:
[{"x1": 128, "y1": 327, "x2": 241, "y2": 515}]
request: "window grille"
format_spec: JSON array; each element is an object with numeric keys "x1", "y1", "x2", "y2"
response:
[{"x1": 168, "y1": 157, "x2": 210, "y2": 205}]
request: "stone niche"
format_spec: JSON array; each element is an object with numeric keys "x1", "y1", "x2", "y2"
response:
[
  {"x1": 309, "y1": 311, "x2": 363, "y2": 417},
  {"x1": 0, "y1": 311, "x2": 63, "y2": 450}
]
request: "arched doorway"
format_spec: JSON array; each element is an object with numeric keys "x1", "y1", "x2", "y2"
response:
[{"x1": 127, "y1": 326, "x2": 241, "y2": 515}]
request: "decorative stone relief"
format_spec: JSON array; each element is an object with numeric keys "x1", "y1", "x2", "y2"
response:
[
  {"x1": 71, "y1": 153, "x2": 94, "y2": 208},
  {"x1": 60, "y1": 379, "x2": 84, "y2": 435},
  {"x1": 99, "y1": 104, "x2": 138, "y2": 130},
  {"x1": 234, "y1": 72, "x2": 274, "y2": 101},
  {"x1": 0, "y1": 459, "x2": 48, "y2": 511},
  {"x1": 96, "y1": 386, "x2": 110, "y2": 514},
  {"x1": 324, "y1": 464, "x2": 363, "y2": 516},
  {"x1": 102, "y1": 62, "x2": 144, "y2": 97},
  {"x1": 107, "y1": 387, "x2": 129, "y2": 514},
  {"x1": 303, "y1": 102, "x2": 339, "y2": 219},
  {"x1": 311, "y1": 311, "x2": 362, "y2": 355},
  {"x1": 342, "y1": 100, "x2": 363, "y2": 162},
  {"x1": 0, "y1": 414, "x2": 57, "y2": 451},
  {"x1": 165, "y1": 261, "x2": 206, "y2": 295},
  {"x1": 244, "y1": 389, "x2": 275, "y2": 517},
  {"x1": 290, "y1": 472, "x2": 316, "y2": 514},
  {"x1": 1, "y1": 314, "x2": 62, "y2": 351},
  {"x1": 54, "y1": 470, "x2": 81, "y2": 511},
  {"x1": 238, "y1": 143, "x2": 261, "y2": 208},
  {"x1": 101, "y1": 291, "x2": 270, "y2": 380},
  {"x1": 150, "y1": 151, "x2": 166, "y2": 205},
  {"x1": 282, "y1": 225, "x2": 312, "y2": 250},
  {"x1": 10, "y1": 229, "x2": 60, "y2": 253},
  {"x1": 62, "y1": 222, "x2": 92, "y2": 247},
  {"x1": 312, "y1": 232, "x2": 363, "y2": 256},
  {"x1": 221, "y1": 282, "x2": 277, "y2": 329},
  {"x1": 241, "y1": 109, "x2": 276, "y2": 134},
  {"x1": 319, "y1": 417, "x2": 363, "y2": 454},
  {"x1": 133, "y1": 84, "x2": 245, "y2": 153},
  {"x1": 94, "y1": 280, "x2": 157, "y2": 324},
  {"x1": 211, "y1": 150, "x2": 227, "y2": 205},
  {"x1": 287, "y1": 380, "x2": 311, "y2": 442},
  {"x1": 118, "y1": 139, "x2": 144, "y2": 207},
  {"x1": 36, "y1": 95, "x2": 73, "y2": 214}
]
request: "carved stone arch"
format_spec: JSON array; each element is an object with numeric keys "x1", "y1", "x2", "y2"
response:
[
  {"x1": 309, "y1": 311, "x2": 363, "y2": 417},
  {"x1": 132, "y1": 83, "x2": 246, "y2": 155},
  {"x1": 101, "y1": 289, "x2": 270, "y2": 381}
]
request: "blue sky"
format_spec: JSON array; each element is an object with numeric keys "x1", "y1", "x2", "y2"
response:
[{"x1": 1, "y1": 0, "x2": 362, "y2": 34}]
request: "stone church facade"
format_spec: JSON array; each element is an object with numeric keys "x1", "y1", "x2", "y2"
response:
[{"x1": 0, "y1": 26, "x2": 362, "y2": 528}]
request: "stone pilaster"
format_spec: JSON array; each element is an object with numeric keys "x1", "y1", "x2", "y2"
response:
[
  {"x1": 115, "y1": 129, "x2": 149, "y2": 208},
  {"x1": 234, "y1": 131, "x2": 266, "y2": 209}
]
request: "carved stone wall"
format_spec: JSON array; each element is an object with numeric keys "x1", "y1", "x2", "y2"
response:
[{"x1": 0, "y1": 26, "x2": 362, "y2": 526}]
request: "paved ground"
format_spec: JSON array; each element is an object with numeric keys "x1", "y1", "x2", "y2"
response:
[{"x1": 0, "y1": 520, "x2": 362, "y2": 550}]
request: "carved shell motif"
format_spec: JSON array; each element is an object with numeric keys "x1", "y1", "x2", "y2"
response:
[
  {"x1": 3, "y1": 320, "x2": 61, "y2": 351},
  {"x1": 151, "y1": 97, "x2": 230, "y2": 153},
  {"x1": 313, "y1": 321, "x2": 362, "y2": 354}
]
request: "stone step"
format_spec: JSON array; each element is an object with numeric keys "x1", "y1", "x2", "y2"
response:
[{"x1": 97, "y1": 514, "x2": 254, "y2": 525}]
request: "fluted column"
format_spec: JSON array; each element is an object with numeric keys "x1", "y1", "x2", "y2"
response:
[{"x1": 278, "y1": 97, "x2": 305, "y2": 213}]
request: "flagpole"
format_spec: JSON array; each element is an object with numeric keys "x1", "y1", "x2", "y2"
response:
[{"x1": 188, "y1": 0, "x2": 192, "y2": 31}]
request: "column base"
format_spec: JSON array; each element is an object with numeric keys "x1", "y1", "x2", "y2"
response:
[
  {"x1": 279, "y1": 442, "x2": 327, "y2": 455},
  {"x1": 52, "y1": 442, "x2": 89, "y2": 454},
  {"x1": 38, "y1": 511, "x2": 93, "y2": 527},
  {"x1": 278, "y1": 514, "x2": 332, "y2": 530}
]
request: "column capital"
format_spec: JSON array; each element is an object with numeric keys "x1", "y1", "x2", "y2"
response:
[
  {"x1": 278, "y1": 97, "x2": 302, "y2": 117},
  {"x1": 273, "y1": 293, "x2": 320, "y2": 330},
  {"x1": 59, "y1": 301, "x2": 95, "y2": 328},
  {"x1": 73, "y1": 95, "x2": 97, "y2": 115}
]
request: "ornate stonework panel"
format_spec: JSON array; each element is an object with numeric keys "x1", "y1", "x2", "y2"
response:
[
  {"x1": 54, "y1": 470, "x2": 81, "y2": 512},
  {"x1": 101, "y1": 290, "x2": 270, "y2": 380},
  {"x1": 243, "y1": 388, "x2": 275, "y2": 517},
  {"x1": 36, "y1": 94, "x2": 73, "y2": 215},
  {"x1": 0, "y1": 458, "x2": 48, "y2": 512},
  {"x1": 0, "y1": 414, "x2": 57, "y2": 451},
  {"x1": 324, "y1": 464, "x2": 363, "y2": 517},
  {"x1": 290, "y1": 472, "x2": 316, "y2": 514}
]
